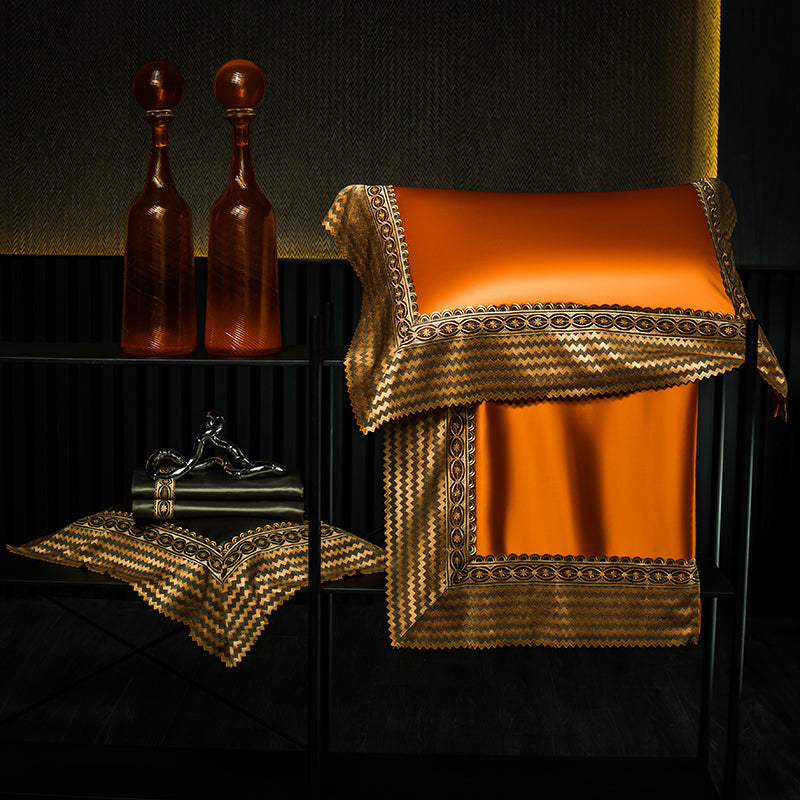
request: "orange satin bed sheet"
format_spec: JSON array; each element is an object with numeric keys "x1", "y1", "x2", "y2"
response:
[
  {"x1": 392, "y1": 184, "x2": 734, "y2": 316},
  {"x1": 474, "y1": 383, "x2": 698, "y2": 561}
]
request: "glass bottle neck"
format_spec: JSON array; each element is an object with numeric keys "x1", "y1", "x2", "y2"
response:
[
  {"x1": 226, "y1": 114, "x2": 259, "y2": 190},
  {"x1": 145, "y1": 114, "x2": 174, "y2": 189}
]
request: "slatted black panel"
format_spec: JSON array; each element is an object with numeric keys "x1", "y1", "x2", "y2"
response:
[
  {"x1": 718, "y1": 0, "x2": 800, "y2": 269},
  {"x1": 1, "y1": 256, "x2": 796, "y2": 612},
  {"x1": 0, "y1": 255, "x2": 382, "y2": 548}
]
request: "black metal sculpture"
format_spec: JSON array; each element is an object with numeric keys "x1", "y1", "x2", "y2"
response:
[{"x1": 145, "y1": 410, "x2": 286, "y2": 480}]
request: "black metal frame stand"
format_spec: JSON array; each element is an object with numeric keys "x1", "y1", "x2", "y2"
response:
[
  {"x1": 303, "y1": 316, "x2": 763, "y2": 800},
  {"x1": 308, "y1": 313, "x2": 324, "y2": 799},
  {"x1": 0, "y1": 313, "x2": 763, "y2": 800},
  {"x1": 723, "y1": 317, "x2": 759, "y2": 799}
]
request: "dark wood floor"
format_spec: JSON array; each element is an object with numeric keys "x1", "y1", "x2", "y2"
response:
[{"x1": 0, "y1": 590, "x2": 798, "y2": 799}]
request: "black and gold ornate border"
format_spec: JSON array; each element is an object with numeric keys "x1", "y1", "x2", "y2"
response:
[
  {"x1": 383, "y1": 405, "x2": 701, "y2": 650},
  {"x1": 324, "y1": 183, "x2": 787, "y2": 433},
  {"x1": 377, "y1": 181, "x2": 745, "y2": 347},
  {"x1": 153, "y1": 478, "x2": 175, "y2": 519},
  {"x1": 446, "y1": 406, "x2": 699, "y2": 591},
  {"x1": 693, "y1": 178, "x2": 749, "y2": 318}
]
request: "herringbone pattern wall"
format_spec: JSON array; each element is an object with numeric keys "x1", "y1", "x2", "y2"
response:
[{"x1": 2, "y1": 0, "x2": 719, "y2": 258}]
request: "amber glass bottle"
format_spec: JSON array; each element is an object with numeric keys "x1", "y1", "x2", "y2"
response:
[
  {"x1": 205, "y1": 59, "x2": 281, "y2": 356},
  {"x1": 121, "y1": 61, "x2": 196, "y2": 356}
]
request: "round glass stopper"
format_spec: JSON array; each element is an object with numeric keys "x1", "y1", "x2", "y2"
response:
[
  {"x1": 213, "y1": 59, "x2": 266, "y2": 110},
  {"x1": 132, "y1": 61, "x2": 184, "y2": 110}
]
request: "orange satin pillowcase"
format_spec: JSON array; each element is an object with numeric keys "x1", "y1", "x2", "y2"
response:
[
  {"x1": 392, "y1": 184, "x2": 734, "y2": 317},
  {"x1": 323, "y1": 182, "x2": 787, "y2": 434}
]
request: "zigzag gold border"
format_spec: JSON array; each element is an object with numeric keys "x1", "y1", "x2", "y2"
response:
[
  {"x1": 383, "y1": 405, "x2": 701, "y2": 650},
  {"x1": 9, "y1": 511, "x2": 386, "y2": 666},
  {"x1": 324, "y1": 184, "x2": 787, "y2": 432}
]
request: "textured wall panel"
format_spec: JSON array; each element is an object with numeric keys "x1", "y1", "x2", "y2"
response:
[{"x1": 2, "y1": 0, "x2": 719, "y2": 258}]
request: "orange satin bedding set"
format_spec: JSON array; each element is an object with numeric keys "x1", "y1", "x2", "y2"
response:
[{"x1": 324, "y1": 182, "x2": 786, "y2": 649}]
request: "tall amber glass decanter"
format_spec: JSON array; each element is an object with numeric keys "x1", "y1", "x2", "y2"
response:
[
  {"x1": 121, "y1": 61, "x2": 196, "y2": 355},
  {"x1": 205, "y1": 59, "x2": 281, "y2": 356}
]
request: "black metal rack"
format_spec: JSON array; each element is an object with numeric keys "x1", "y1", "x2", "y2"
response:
[
  {"x1": 302, "y1": 317, "x2": 761, "y2": 800},
  {"x1": 0, "y1": 282, "x2": 762, "y2": 799}
]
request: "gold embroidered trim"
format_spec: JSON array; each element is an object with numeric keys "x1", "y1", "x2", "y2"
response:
[
  {"x1": 382, "y1": 406, "x2": 700, "y2": 650},
  {"x1": 378, "y1": 182, "x2": 742, "y2": 346},
  {"x1": 366, "y1": 185, "x2": 417, "y2": 345},
  {"x1": 70, "y1": 511, "x2": 321, "y2": 582},
  {"x1": 454, "y1": 556, "x2": 700, "y2": 587},
  {"x1": 693, "y1": 179, "x2": 786, "y2": 414},
  {"x1": 693, "y1": 177, "x2": 750, "y2": 319},
  {"x1": 446, "y1": 406, "x2": 699, "y2": 589},
  {"x1": 406, "y1": 305, "x2": 741, "y2": 345}
]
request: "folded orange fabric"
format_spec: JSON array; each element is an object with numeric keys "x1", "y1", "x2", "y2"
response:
[
  {"x1": 474, "y1": 385, "x2": 697, "y2": 561},
  {"x1": 324, "y1": 182, "x2": 786, "y2": 433}
]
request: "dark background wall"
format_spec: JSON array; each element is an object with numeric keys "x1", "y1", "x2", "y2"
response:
[
  {"x1": 3, "y1": 0, "x2": 720, "y2": 257},
  {"x1": 3, "y1": 0, "x2": 795, "y2": 261},
  {"x1": 718, "y1": 0, "x2": 799, "y2": 269},
  {"x1": 1, "y1": 0, "x2": 798, "y2": 613}
]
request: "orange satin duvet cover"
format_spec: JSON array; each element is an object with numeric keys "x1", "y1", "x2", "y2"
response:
[{"x1": 323, "y1": 183, "x2": 786, "y2": 650}]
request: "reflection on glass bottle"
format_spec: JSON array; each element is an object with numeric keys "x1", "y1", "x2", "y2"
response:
[
  {"x1": 205, "y1": 59, "x2": 281, "y2": 357},
  {"x1": 121, "y1": 61, "x2": 196, "y2": 356}
]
